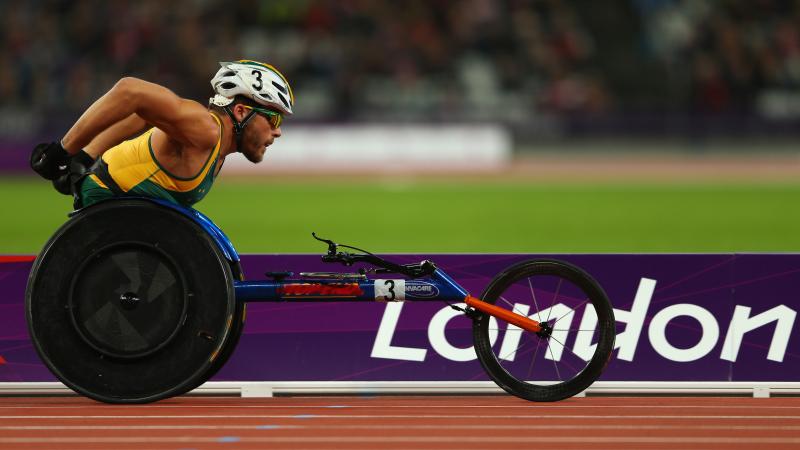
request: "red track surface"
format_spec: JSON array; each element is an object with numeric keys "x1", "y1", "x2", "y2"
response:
[{"x1": 0, "y1": 395, "x2": 797, "y2": 450}]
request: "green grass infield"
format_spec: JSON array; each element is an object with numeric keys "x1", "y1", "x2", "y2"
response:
[{"x1": 2, "y1": 176, "x2": 799, "y2": 254}]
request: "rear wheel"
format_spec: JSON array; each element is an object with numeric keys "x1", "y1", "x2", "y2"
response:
[
  {"x1": 472, "y1": 259, "x2": 615, "y2": 402},
  {"x1": 26, "y1": 199, "x2": 237, "y2": 404}
]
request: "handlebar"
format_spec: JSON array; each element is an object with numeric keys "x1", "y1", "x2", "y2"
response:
[{"x1": 313, "y1": 232, "x2": 436, "y2": 278}]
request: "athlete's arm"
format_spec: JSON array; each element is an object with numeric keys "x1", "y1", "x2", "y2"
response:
[
  {"x1": 61, "y1": 77, "x2": 218, "y2": 154},
  {"x1": 83, "y1": 113, "x2": 150, "y2": 159}
]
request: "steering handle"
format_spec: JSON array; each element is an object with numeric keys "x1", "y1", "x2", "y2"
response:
[{"x1": 313, "y1": 233, "x2": 436, "y2": 278}]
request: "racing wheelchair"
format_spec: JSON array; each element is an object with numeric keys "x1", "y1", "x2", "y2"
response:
[{"x1": 26, "y1": 198, "x2": 616, "y2": 403}]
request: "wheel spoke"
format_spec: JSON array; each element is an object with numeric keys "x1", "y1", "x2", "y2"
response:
[
  {"x1": 546, "y1": 334, "x2": 585, "y2": 373},
  {"x1": 499, "y1": 295, "x2": 516, "y2": 310},
  {"x1": 551, "y1": 298, "x2": 590, "y2": 327},
  {"x1": 489, "y1": 328, "x2": 597, "y2": 333},
  {"x1": 546, "y1": 338, "x2": 562, "y2": 381},
  {"x1": 550, "y1": 328, "x2": 599, "y2": 332},
  {"x1": 498, "y1": 333, "x2": 538, "y2": 362},
  {"x1": 499, "y1": 296, "x2": 529, "y2": 317},
  {"x1": 527, "y1": 278, "x2": 540, "y2": 314},
  {"x1": 526, "y1": 332, "x2": 543, "y2": 379},
  {"x1": 545, "y1": 278, "x2": 562, "y2": 323}
]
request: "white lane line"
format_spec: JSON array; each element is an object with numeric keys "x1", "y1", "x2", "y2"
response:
[
  {"x1": 0, "y1": 424, "x2": 799, "y2": 431},
  {"x1": 0, "y1": 436, "x2": 798, "y2": 444},
  {"x1": 0, "y1": 414, "x2": 798, "y2": 419},
  {"x1": 1, "y1": 404, "x2": 799, "y2": 409}
]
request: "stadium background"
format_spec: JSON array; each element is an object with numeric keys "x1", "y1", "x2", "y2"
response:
[{"x1": 1, "y1": 0, "x2": 800, "y2": 254}]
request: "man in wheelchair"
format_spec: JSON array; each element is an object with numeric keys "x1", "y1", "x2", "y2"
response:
[{"x1": 29, "y1": 60, "x2": 293, "y2": 209}]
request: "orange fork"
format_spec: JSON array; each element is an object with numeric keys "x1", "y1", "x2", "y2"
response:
[{"x1": 464, "y1": 295, "x2": 542, "y2": 333}]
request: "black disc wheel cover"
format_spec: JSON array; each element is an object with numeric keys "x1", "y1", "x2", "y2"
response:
[{"x1": 68, "y1": 242, "x2": 187, "y2": 359}]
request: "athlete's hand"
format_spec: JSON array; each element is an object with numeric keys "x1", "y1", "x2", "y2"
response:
[
  {"x1": 51, "y1": 150, "x2": 96, "y2": 196},
  {"x1": 51, "y1": 172, "x2": 72, "y2": 195},
  {"x1": 30, "y1": 142, "x2": 70, "y2": 180}
]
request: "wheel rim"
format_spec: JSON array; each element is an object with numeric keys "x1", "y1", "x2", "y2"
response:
[{"x1": 68, "y1": 242, "x2": 187, "y2": 359}]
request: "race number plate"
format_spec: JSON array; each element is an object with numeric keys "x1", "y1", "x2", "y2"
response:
[{"x1": 374, "y1": 279, "x2": 405, "y2": 301}]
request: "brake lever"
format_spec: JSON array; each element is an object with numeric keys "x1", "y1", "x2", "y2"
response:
[
  {"x1": 340, "y1": 252, "x2": 354, "y2": 266},
  {"x1": 312, "y1": 232, "x2": 338, "y2": 255}
]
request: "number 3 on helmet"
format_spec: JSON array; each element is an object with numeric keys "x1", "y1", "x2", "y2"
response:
[{"x1": 209, "y1": 60, "x2": 294, "y2": 116}]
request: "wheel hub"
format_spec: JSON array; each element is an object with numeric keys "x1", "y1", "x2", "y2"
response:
[
  {"x1": 536, "y1": 321, "x2": 553, "y2": 339},
  {"x1": 119, "y1": 292, "x2": 141, "y2": 310}
]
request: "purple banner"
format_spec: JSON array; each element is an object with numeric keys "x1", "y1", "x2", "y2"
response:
[
  {"x1": 1, "y1": 254, "x2": 798, "y2": 382},
  {"x1": 0, "y1": 142, "x2": 36, "y2": 173}
]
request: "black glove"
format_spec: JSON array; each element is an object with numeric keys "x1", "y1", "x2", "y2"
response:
[
  {"x1": 52, "y1": 173, "x2": 72, "y2": 195},
  {"x1": 51, "y1": 150, "x2": 96, "y2": 196},
  {"x1": 30, "y1": 142, "x2": 70, "y2": 180}
]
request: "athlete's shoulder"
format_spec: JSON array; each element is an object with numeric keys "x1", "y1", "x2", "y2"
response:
[
  {"x1": 175, "y1": 102, "x2": 222, "y2": 151},
  {"x1": 197, "y1": 110, "x2": 223, "y2": 148}
]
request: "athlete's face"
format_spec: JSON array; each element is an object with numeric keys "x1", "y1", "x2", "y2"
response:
[{"x1": 236, "y1": 105, "x2": 282, "y2": 163}]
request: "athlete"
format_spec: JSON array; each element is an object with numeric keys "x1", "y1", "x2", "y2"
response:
[{"x1": 29, "y1": 60, "x2": 293, "y2": 209}]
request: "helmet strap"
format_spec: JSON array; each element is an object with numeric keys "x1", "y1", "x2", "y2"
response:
[{"x1": 222, "y1": 105, "x2": 257, "y2": 152}]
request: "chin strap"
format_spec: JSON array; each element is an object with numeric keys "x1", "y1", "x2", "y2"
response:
[{"x1": 222, "y1": 106, "x2": 257, "y2": 152}]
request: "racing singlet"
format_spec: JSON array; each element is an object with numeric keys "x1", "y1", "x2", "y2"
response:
[{"x1": 86, "y1": 113, "x2": 223, "y2": 208}]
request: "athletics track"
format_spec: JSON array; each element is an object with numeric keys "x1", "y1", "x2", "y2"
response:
[{"x1": 0, "y1": 395, "x2": 797, "y2": 449}]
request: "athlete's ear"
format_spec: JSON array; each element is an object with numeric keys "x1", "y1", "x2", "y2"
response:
[{"x1": 231, "y1": 103, "x2": 248, "y2": 122}]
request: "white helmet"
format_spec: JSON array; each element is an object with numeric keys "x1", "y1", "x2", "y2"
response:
[{"x1": 209, "y1": 60, "x2": 294, "y2": 115}]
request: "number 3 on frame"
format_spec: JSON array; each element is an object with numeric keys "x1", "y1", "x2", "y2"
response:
[{"x1": 374, "y1": 279, "x2": 405, "y2": 301}]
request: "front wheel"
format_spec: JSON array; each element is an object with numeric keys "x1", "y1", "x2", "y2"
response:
[{"x1": 472, "y1": 259, "x2": 615, "y2": 402}]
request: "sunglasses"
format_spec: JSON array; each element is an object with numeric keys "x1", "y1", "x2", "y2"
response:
[{"x1": 242, "y1": 105, "x2": 283, "y2": 129}]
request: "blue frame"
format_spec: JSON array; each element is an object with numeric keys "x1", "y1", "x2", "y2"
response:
[
  {"x1": 133, "y1": 199, "x2": 470, "y2": 304},
  {"x1": 234, "y1": 268, "x2": 469, "y2": 303}
]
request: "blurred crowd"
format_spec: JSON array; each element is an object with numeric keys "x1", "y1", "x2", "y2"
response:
[
  {"x1": 1, "y1": 0, "x2": 799, "y2": 137},
  {"x1": 635, "y1": 0, "x2": 800, "y2": 116}
]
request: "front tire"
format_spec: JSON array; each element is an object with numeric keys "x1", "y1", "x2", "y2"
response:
[{"x1": 472, "y1": 259, "x2": 615, "y2": 402}]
